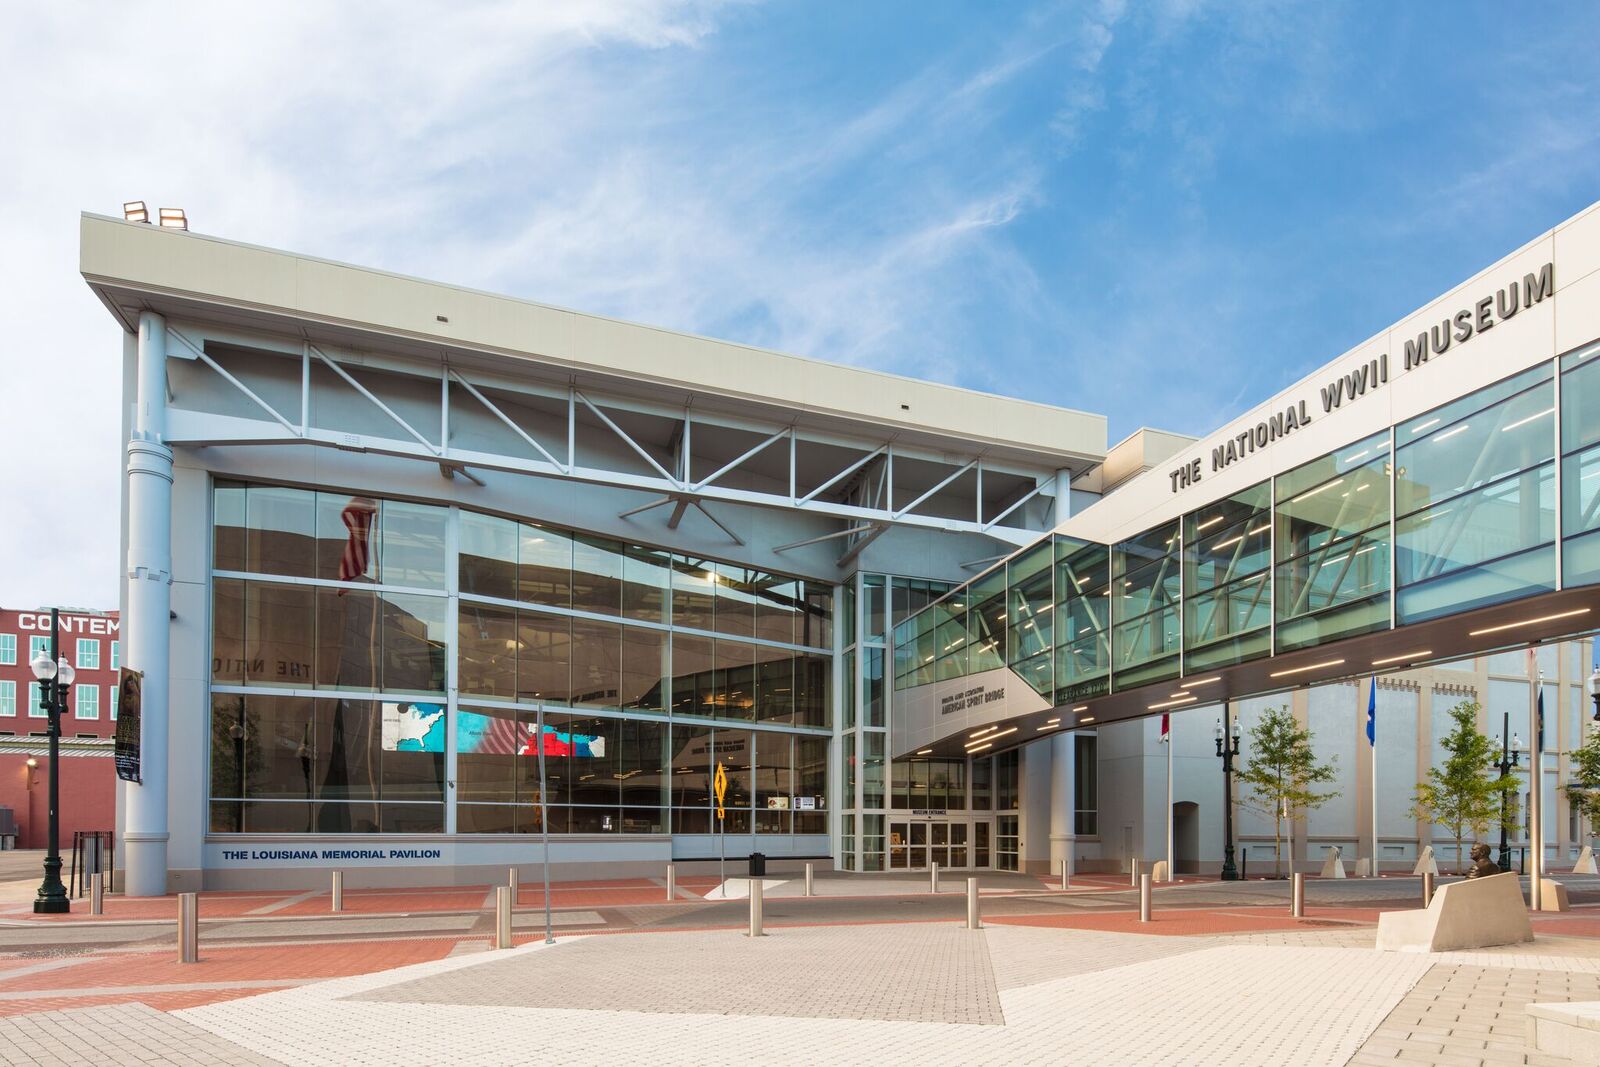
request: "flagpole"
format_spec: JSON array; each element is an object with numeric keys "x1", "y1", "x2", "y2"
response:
[
  {"x1": 1530, "y1": 668, "x2": 1543, "y2": 909},
  {"x1": 1370, "y1": 677, "x2": 1378, "y2": 878},
  {"x1": 1166, "y1": 727, "x2": 1174, "y2": 882}
]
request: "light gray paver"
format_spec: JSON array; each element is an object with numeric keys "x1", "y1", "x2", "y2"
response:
[{"x1": 0, "y1": 1003, "x2": 285, "y2": 1066}]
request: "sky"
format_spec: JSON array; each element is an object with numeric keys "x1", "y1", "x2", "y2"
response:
[{"x1": 3, "y1": 1, "x2": 1600, "y2": 609}]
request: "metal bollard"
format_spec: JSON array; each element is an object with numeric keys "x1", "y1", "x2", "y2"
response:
[
  {"x1": 91, "y1": 871, "x2": 104, "y2": 916},
  {"x1": 748, "y1": 878, "x2": 765, "y2": 937},
  {"x1": 804, "y1": 862, "x2": 814, "y2": 897},
  {"x1": 930, "y1": 861, "x2": 940, "y2": 894},
  {"x1": 966, "y1": 877, "x2": 981, "y2": 929},
  {"x1": 1139, "y1": 872, "x2": 1152, "y2": 922},
  {"x1": 494, "y1": 886, "x2": 513, "y2": 949},
  {"x1": 509, "y1": 866, "x2": 520, "y2": 899},
  {"x1": 666, "y1": 863, "x2": 677, "y2": 901},
  {"x1": 1291, "y1": 872, "x2": 1306, "y2": 917},
  {"x1": 1061, "y1": 857, "x2": 1070, "y2": 890},
  {"x1": 1422, "y1": 871, "x2": 1435, "y2": 907},
  {"x1": 178, "y1": 892, "x2": 199, "y2": 963},
  {"x1": 1130, "y1": 861, "x2": 1139, "y2": 888},
  {"x1": 331, "y1": 870, "x2": 344, "y2": 912}
]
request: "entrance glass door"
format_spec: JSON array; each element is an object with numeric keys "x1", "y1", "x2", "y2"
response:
[{"x1": 889, "y1": 819, "x2": 984, "y2": 870}]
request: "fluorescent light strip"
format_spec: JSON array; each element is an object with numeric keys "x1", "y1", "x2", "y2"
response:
[
  {"x1": 1181, "y1": 676, "x2": 1222, "y2": 688},
  {"x1": 1036, "y1": 724, "x2": 1059, "y2": 731},
  {"x1": 916, "y1": 748, "x2": 933, "y2": 755},
  {"x1": 970, "y1": 726, "x2": 999, "y2": 739},
  {"x1": 1211, "y1": 534, "x2": 1244, "y2": 551},
  {"x1": 1078, "y1": 716, "x2": 1096, "y2": 724},
  {"x1": 1432, "y1": 423, "x2": 1470, "y2": 443},
  {"x1": 1269, "y1": 658, "x2": 1345, "y2": 679},
  {"x1": 966, "y1": 726, "x2": 1016, "y2": 749},
  {"x1": 1071, "y1": 705, "x2": 1089, "y2": 712},
  {"x1": 967, "y1": 742, "x2": 993, "y2": 753},
  {"x1": 1147, "y1": 694, "x2": 1198, "y2": 711},
  {"x1": 1502, "y1": 407, "x2": 1554, "y2": 432},
  {"x1": 1372, "y1": 649, "x2": 1430, "y2": 667},
  {"x1": 1046, "y1": 718, "x2": 1061, "y2": 725},
  {"x1": 1409, "y1": 417, "x2": 1440, "y2": 435},
  {"x1": 1196, "y1": 515, "x2": 1226, "y2": 531},
  {"x1": 1468, "y1": 607, "x2": 1591, "y2": 637},
  {"x1": 1293, "y1": 478, "x2": 1342, "y2": 503}
]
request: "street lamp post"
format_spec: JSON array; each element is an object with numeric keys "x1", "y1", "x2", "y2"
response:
[
  {"x1": 1214, "y1": 702, "x2": 1242, "y2": 881},
  {"x1": 29, "y1": 608, "x2": 74, "y2": 914},
  {"x1": 1495, "y1": 711, "x2": 1522, "y2": 874},
  {"x1": 1588, "y1": 668, "x2": 1600, "y2": 722}
]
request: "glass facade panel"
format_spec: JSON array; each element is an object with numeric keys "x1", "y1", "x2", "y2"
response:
[
  {"x1": 1275, "y1": 431, "x2": 1392, "y2": 650},
  {"x1": 1395, "y1": 365, "x2": 1555, "y2": 623},
  {"x1": 1111, "y1": 521, "x2": 1181, "y2": 688},
  {"x1": 210, "y1": 481, "x2": 830, "y2": 837},
  {"x1": 1561, "y1": 342, "x2": 1600, "y2": 585},
  {"x1": 1007, "y1": 543, "x2": 1053, "y2": 696},
  {"x1": 1054, "y1": 537, "x2": 1110, "y2": 702},
  {"x1": 1184, "y1": 481, "x2": 1271, "y2": 670}
]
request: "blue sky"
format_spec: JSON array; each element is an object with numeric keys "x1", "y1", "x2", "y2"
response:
[{"x1": 4, "y1": 1, "x2": 1600, "y2": 605}]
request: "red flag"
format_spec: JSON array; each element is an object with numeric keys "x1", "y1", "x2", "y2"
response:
[
  {"x1": 1160, "y1": 712, "x2": 1170, "y2": 739},
  {"x1": 337, "y1": 498, "x2": 378, "y2": 593}
]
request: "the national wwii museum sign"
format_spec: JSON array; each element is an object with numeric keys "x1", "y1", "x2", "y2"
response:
[{"x1": 1166, "y1": 261, "x2": 1554, "y2": 494}]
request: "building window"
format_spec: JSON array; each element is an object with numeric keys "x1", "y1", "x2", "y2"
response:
[
  {"x1": 77, "y1": 638, "x2": 100, "y2": 671},
  {"x1": 995, "y1": 749, "x2": 1020, "y2": 811},
  {"x1": 0, "y1": 681, "x2": 13, "y2": 716},
  {"x1": 28, "y1": 683, "x2": 44, "y2": 718},
  {"x1": 1074, "y1": 734, "x2": 1098, "y2": 836},
  {"x1": 0, "y1": 634, "x2": 14, "y2": 665},
  {"x1": 76, "y1": 685, "x2": 99, "y2": 720},
  {"x1": 110, "y1": 640, "x2": 120, "y2": 671},
  {"x1": 28, "y1": 636, "x2": 49, "y2": 665},
  {"x1": 110, "y1": 684, "x2": 118, "y2": 720}
]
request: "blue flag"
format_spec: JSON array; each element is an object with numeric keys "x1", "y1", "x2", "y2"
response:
[
  {"x1": 1537, "y1": 685, "x2": 1545, "y2": 750},
  {"x1": 1365, "y1": 676, "x2": 1376, "y2": 747}
]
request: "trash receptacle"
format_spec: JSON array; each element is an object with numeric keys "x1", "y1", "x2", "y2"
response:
[{"x1": 748, "y1": 852, "x2": 766, "y2": 877}]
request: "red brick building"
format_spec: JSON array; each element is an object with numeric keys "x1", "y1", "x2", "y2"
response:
[{"x1": 0, "y1": 608, "x2": 119, "y2": 851}]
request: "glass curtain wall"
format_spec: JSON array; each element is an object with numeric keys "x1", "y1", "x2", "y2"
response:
[
  {"x1": 1395, "y1": 363, "x2": 1556, "y2": 622},
  {"x1": 1562, "y1": 341, "x2": 1600, "y2": 582},
  {"x1": 1184, "y1": 482, "x2": 1271, "y2": 670},
  {"x1": 1111, "y1": 521, "x2": 1182, "y2": 689},
  {"x1": 210, "y1": 481, "x2": 832, "y2": 836},
  {"x1": 1274, "y1": 431, "x2": 1392, "y2": 649},
  {"x1": 1054, "y1": 537, "x2": 1110, "y2": 703}
]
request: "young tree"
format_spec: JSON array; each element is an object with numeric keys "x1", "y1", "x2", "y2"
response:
[
  {"x1": 1566, "y1": 725, "x2": 1600, "y2": 849},
  {"x1": 1411, "y1": 701, "x2": 1517, "y2": 873},
  {"x1": 1237, "y1": 706, "x2": 1339, "y2": 878}
]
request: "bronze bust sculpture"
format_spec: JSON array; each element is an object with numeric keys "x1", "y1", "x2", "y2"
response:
[{"x1": 1465, "y1": 843, "x2": 1501, "y2": 879}]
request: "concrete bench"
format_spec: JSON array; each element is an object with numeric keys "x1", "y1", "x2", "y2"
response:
[
  {"x1": 1527, "y1": 1001, "x2": 1600, "y2": 1061},
  {"x1": 1375, "y1": 871, "x2": 1533, "y2": 953}
]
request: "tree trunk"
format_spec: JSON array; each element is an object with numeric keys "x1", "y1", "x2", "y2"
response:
[
  {"x1": 1456, "y1": 833, "x2": 1465, "y2": 876},
  {"x1": 1274, "y1": 809, "x2": 1283, "y2": 879}
]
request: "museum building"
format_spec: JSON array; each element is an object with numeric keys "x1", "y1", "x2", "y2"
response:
[{"x1": 87, "y1": 197, "x2": 1600, "y2": 893}]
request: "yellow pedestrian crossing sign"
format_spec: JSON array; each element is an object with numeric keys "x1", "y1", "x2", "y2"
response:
[{"x1": 714, "y1": 760, "x2": 728, "y2": 821}]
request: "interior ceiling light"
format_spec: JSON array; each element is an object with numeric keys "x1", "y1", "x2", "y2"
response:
[
  {"x1": 122, "y1": 200, "x2": 149, "y2": 223},
  {"x1": 1372, "y1": 649, "x2": 1431, "y2": 667},
  {"x1": 1071, "y1": 704, "x2": 1089, "y2": 712},
  {"x1": 1147, "y1": 694, "x2": 1198, "y2": 711},
  {"x1": 967, "y1": 742, "x2": 993, "y2": 753},
  {"x1": 1180, "y1": 676, "x2": 1221, "y2": 689},
  {"x1": 1078, "y1": 715, "x2": 1096, "y2": 724},
  {"x1": 1469, "y1": 607, "x2": 1591, "y2": 637},
  {"x1": 1269, "y1": 658, "x2": 1345, "y2": 679}
]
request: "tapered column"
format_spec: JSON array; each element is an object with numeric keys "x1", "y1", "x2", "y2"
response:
[
  {"x1": 1049, "y1": 733, "x2": 1074, "y2": 876},
  {"x1": 124, "y1": 311, "x2": 173, "y2": 897}
]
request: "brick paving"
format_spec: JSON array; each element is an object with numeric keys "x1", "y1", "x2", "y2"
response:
[{"x1": 3, "y1": 875, "x2": 1600, "y2": 1063}]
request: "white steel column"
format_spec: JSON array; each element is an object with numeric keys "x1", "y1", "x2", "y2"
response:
[
  {"x1": 1052, "y1": 468, "x2": 1073, "y2": 525},
  {"x1": 1049, "y1": 732, "x2": 1074, "y2": 877},
  {"x1": 124, "y1": 311, "x2": 174, "y2": 897}
]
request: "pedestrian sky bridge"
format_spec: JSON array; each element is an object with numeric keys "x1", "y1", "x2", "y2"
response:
[{"x1": 892, "y1": 330, "x2": 1600, "y2": 758}]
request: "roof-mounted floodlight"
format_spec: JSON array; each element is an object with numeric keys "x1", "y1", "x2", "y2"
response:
[
  {"x1": 158, "y1": 207, "x2": 188, "y2": 230},
  {"x1": 123, "y1": 201, "x2": 149, "y2": 224}
]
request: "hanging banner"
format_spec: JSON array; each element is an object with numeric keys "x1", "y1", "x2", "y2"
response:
[{"x1": 114, "y1": 668, "x2": 143, "y2": 783}]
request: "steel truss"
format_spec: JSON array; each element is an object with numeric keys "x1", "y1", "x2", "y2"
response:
[{"x1": 160, "y1": 324, "x2": 1060, "y2": 557}]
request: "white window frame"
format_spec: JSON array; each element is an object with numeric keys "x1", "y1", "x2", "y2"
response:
[
  {"x1": 27, "y1": 682, "x2": 44, "y2": 718},
  {"x1": 110, "y1": 640, "x2": 120, "y2": 671},
  {"x1": 28, "y1": 636, "x2": 49, "y2": 664},
  {"x1": 76, "y1": 684, "x2": 99, "y2": 720},
  {"x1": 0, "y1": 633, "x2": 15, "y2": 665},
  {"x1": 0, "y1": 680, "x2": 14, "y2": 716},
  {"x1": 76, "y1": 638, "x2": 100, "y2": 671},
  {"x1": 110, "y1": 684, "x2": 118, "y2": 720}
]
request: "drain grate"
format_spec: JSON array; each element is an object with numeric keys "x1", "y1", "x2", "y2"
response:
[
  {"x1": 1296, "y1": 919, "x2": 1357, "y2": 927},
  {"x1": 14, "y1": 947, "x2": 92, "y2": 958}
]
